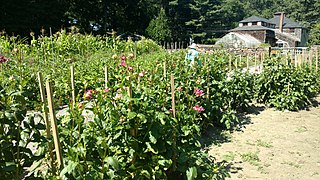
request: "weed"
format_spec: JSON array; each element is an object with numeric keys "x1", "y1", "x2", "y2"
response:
[{"x1": 240, "y1": 152, "x2": 260, "y2": 166}]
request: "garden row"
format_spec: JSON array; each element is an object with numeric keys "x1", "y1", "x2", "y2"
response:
[{"x1": 1, "y1": 32, "x2": 320, "y2": 179}]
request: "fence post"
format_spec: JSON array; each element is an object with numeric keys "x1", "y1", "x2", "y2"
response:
[
  {"x1": 46, "y1": 81, "x2": 64, "y2": 169},
  {"x1": 37, "y1": 73, "x2": 55, "y2": 174}
]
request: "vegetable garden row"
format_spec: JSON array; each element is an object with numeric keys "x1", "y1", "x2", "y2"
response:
[{"x1": 1, "y1": 31, "x2": 320, "y2": 179}]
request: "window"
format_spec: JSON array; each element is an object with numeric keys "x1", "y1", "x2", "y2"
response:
[
  {"x1": 289, "y1": 28, "x2": 295, "y2": 33},
  {"x1": 243, "y1": 22, "x2": 248, "y2": 26},
  {"x1": 252, "y1": 22, "x2": 257, "y2": 25}
]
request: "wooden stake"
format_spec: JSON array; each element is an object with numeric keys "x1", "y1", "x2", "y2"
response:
[
  {"x1": 70, "y1": 66, "x2": 75, "y2": 108},
  {"x1": 246, "y1": 55, "x2": 249, "y2": 71},
  {"x1": 254, "y1": 53, "x2": 257, "y2": 69},
  {"x1": 163, "y1": 62, "x2": 166, "y2": 78},
  {"x1": 37, "y1": 73, "x2": 55, "y2": 174},
  {"x1": 170, "y1": 74, "x2": 176, "y2": 118},
  {"x1": 46, "y1": 81, "x2": 64, "y2": 169},
  {"x1": 229, "y1": 55, "x2": 231, "y2": 72},
  {"x1": 105, "y1": 66, "x2": 108, "y2": 89},
  {"x1": 235, "y1": 55, "x2": 238, "y2": 71},
  {"x1": 316, "y1": 48, "x2": 318, "y2": 71}
]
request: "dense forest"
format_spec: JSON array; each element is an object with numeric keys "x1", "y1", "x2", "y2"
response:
[{"x1": 0, "y1": 0, "x2": 319, "y2": 45}]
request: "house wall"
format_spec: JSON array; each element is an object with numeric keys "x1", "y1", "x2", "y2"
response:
[
  {"x1": 233, "y1": 30, "x2": 276, "y2": 46},
  {"x1": 298, "y1": 28, "x2": 308, "y2": 47},
  {"x1": 282, "y1": 28, "x2": 308, "y2": 47},
  {"x1": 275, "y1": 33, "x2": 297, "y2": 47}
]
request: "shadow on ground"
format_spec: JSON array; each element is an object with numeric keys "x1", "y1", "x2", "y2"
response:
[{"x1": 201, "y1": 103, "x2": 265, "y2": 149}]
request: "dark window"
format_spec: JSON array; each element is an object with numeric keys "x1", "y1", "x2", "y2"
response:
[
  {"x1": 252, "y1": 22, "x2": 257, "y2": 25},
  {"x1": 289, "y1": 28, "x2": 295, "y2": 33},
  {"x1": 243, "y1": 22, "x2": 248, "y2": 26}
]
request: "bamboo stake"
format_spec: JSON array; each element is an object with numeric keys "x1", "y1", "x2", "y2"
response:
[
  {"x1": 70, "y1": 66, "x2": 75, "y2": 108},
  {"x1": 171, "y1": 74, "x2": 176, "y2": 118},
  {"x1": 37, "y1": 73, "x2": 55, "y2": 174},
  {"x1": 316, "y1": 48, "x2": 318, "y2": 71},
  {"x1": 170, "y1": 74, "x2": 177, "y2": 171},
  {"x1": 163, "y1": 61, "x2": 166, "y2": 78},
  {"x1": 246, "y1": 55, "x2": 249, "y2": 71},
  {"x1": 235, "y1": 55, "x2": 238, "y2": 71},
  {"x1": 254, "y1": 52, "x2": 257, "y2": 69},
  {"x1": 229, "y1": 55, "x2": 231, "y2": 72},
  {"x1": 46, "y1": 81, "x2": 64, "y2": 169},
  {"x1": 105, "y1": 66, "x2": 108, "y2": 89}
]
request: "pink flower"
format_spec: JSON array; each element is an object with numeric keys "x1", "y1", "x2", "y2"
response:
[
  {"x1": 104, "y1": 88, "x2": 109, "y2": 93},
  {"x1": 117, "y1": 88, "x2": 122, "y2": 93},
  {"x1": 0, "y1": 55, "x2": 10, "y2": 63},
  {"x1": 193, "y1": 105, "x2": 205, "y2": 113},
  {"x1": 119, "y1": 60, "x2": 126, "y2": 67},
  {"x1": 114, "y1": 93, "x2": 122, "y2": 101},
  {"x1": 77, "y1": 102, "x2": 84, "y2": 109},
  {"x1": 177, "y1": 86, "x2": 183, "y2": 92},
  {"x1": 121, "y1": 55, "x2": 126, "y2": 61},
  {"x1": 128, "y1": 66, "x2": 133, "y2": 71},
  {"x1": 85, "y1": 90, "x2": 93, "y2": 99},
  {"x1": 194, "y1": 88, "x2": 204, "y2": 97},
  {"x1": 139, "y1": 71, "x2": 146, "y2": 77}
]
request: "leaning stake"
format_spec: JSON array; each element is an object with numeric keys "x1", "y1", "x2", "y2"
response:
[
  {"x1": 37, "y1": 72, "x2": 55, "y2": 174},
  {"x1": 46, "y1": 81, "x2": 64, "y2": 169}
]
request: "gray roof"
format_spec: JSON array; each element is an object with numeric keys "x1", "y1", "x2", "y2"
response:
[
  {"x1": 230, "y1": 26, "x2": 274, "y2": 32},
  {"x1": 269, "y1": 16, "x2": 304, "y2": 28},
  {"x1": 240, "y1": 16, "x2": 271, "y2": 23}
]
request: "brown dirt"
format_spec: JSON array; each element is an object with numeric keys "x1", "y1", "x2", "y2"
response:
[{"x1": 208, "y1": 96, "x2": 320, "y2": 180}]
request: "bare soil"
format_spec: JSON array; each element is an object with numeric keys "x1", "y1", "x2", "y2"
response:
[{"x1": 207, "y1": 96, "x2": 320, "y2": 180}]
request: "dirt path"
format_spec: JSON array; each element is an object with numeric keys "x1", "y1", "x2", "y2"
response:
[{"x1": 208, "y1": 96, "x2": 320, "y2": 180}]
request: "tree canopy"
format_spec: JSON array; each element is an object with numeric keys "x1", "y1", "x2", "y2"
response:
[{"x1": 0, "y1": 0, "x2": 319, "y2": 45}]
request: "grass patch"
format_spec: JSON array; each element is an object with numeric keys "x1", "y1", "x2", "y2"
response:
[
  {"x1": 281, "y1": 161, "x2": 302, "y2": 168},
  {"x1": 256, "y1": 139, "x2": 273, "y2": 148},
  {"x1": 240, "y1": 152, "x2": 260, "y2": 166},
  {"x1": 295, "y1": 126, "x2": 307, "y2": 133},
  {"x1": 222, "y1": 151, "x2": 236, "y2": 161}
]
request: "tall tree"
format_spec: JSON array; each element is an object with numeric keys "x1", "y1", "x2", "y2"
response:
[{"x1": 146, "y1": 8, "x2": 172, "y2": 44}]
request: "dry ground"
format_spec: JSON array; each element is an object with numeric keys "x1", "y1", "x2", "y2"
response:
[{"x1": 207, "y1": 96, "x2": 320, "y2": 180}]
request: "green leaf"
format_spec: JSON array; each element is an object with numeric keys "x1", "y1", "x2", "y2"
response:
[
  {"x1": 186, "y1": 166, "x2": 197, "y2": 180},
  {"x1": 127, "y1": 112, "x2": 137, "y2": 120},
  {"x1": 106, "y1": 157, "x2": 119, "y2": 170},
  {"x1": 149, "y1": 131, "x2": 157, "y2": 144}
]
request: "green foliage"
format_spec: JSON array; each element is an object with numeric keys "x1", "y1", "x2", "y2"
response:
[
  {"x1": 255, "y1": 58, "x2": 319, "y2": 111},
  {"x1": 309, "y1": 23, "x2": 320, "y2": 45},
  {"x1": 0, "y1": 83, "x2": 46, "y2": 179},
  {"x1": 146, "y1": 8, "x2": 172, "y2": 44}
]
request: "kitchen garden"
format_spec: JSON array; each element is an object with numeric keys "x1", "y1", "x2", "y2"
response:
[{"x1": 1, "y1": 30, "x2": 319, "y2": 179}]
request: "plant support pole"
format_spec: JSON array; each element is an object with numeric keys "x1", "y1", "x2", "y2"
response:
[
  {"x1": 37, "y1": 73, "x2": 55, "y2": 174},
  {"x1": 46, "y1": 81, "x2": 64, "y2": 169},
  {"x1": 105, "y1": 66, "x2": 108, "y2": 89},
  {"x1": 71, "y1": 66, "x2": 75, "y2": 108}
]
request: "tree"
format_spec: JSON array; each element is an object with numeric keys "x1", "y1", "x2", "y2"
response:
[
  {"x1": 146, "y1": 8, "x2": 172, "y2": 44},
  {"x1": 309, "y1": 23, "x2": 320, "y2": 45}
]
